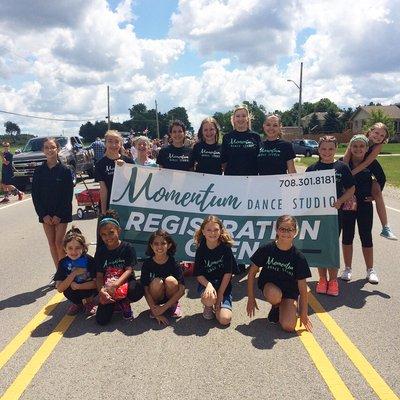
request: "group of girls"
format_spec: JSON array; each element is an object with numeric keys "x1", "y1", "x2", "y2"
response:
[
  {"x1": 54, "y1": 209, "x2": 312, "y2": 333},
  {"x1": 30, "y1": 105, "x2": 394, "y2": 328}
]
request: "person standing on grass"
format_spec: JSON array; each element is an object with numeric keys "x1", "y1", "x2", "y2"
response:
[{"x1": 1, "y1": 142, "x2": 24, "y2": 203}]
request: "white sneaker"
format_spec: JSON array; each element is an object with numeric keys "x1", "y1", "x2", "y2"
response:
[
  {"x1": 340, "y1": 268, "x2": 352, "y2": 281},
  {"x1": 366, "y1": 268, "x2": 379, "y2": 284}
]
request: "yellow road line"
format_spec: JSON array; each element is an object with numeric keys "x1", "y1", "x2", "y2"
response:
[
  {"x1": 0, "y1": 292, "x2": 64, "y2": 371},
  {"x1": 309, "y1": 293, "x2": 399, "y2": 400},
  {"x1": 296, "y1": 320, "x2": 354, "y2": 399},
  {"x1": 0, "y1": 314, "x2": 76, "y2": 400}
]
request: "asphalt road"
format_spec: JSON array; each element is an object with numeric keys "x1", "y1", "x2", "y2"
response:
[{"x1": 0, "y1": 181, "x2": 399, "y2": 400}]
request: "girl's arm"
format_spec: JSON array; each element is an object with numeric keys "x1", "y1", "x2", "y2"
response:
[
  {"x1": 333, "y1": 185, "x2": 355, "y2": 209},
  {"x1": 287, "y1": 159, "x2": 296, "y2": 174},
  {"x1": 108, "y1": 267, "x2": 132, "y2": 290},
  {"x1": 197, "y1": 275, "x2": 216, "y2": 297},
  {"x1": 70, "y1": 280, "x2": 97, "y2": 291},
  {"x1": 215, "y1": 273, "x2": 232, "y2": 309},
  {"x1": 351, "y1": 143, "x2": 382, "y2": 176},
  {"x1": 99, "y1": 181, "x2": 108, "y2": 214},
  {"x1": 342, "y1": 144, "x2": 351, "y2": 164},
  {"x1": 298, "y1": 279, "x2": 312, "y2": 332},
  {"x1": 246, "y1": 264, "x2": 259, "y2": 317},
  {"x1": 55, "y1": 270, "x2": 79, "y2": 293}
]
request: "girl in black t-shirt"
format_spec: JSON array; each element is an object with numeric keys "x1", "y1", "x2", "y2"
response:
[
  {"x1": 95, "y1": 211, "x2": 144, "y2": 325},
  {"x1": 156, "y1": 120, "x2": 192, "y2": 171},
  {"x1": 247, "y1": 215, "x2": 312, "y2": 332},
  {"x1": 190, "y1": 117, "x2": 222, "y2": 175},
  {"x1": 258, "y1": 114, "x2": 296, "y2": 175},
  {"x1": 95, "y1": 130, "x2": 134, "y2": 214},
  {"x1": 306, "y1": 136, "x2": 355, "y2": 297},
  {"x1": 193, "y1": 215, "x2": 237, "y2": 326},
  {"x1": 55, "y1": 226, "x2": 97, "y2": 315},
  {"x1": 221, "y1": 105, "x2": 260, "y2": 176},
  {"x1": 141, "y1": 230, "x2": 185, "y2": 325}
]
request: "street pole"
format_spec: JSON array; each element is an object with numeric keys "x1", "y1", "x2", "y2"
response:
[
  {"x1": 298, "y1": 62, "x2": 303, "y2": 133},
  {"x1": 107, "y1": 85, "x2": 110, "y2": 130},
  {"x1": 155, "y1": 100, "x2": 160, "y2": 139}
]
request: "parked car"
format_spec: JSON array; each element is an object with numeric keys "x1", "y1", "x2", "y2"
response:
[
  {"x1": 292, "y1": 139, "x2": 319, "y2": 157},
  {"x1": 13, "y1": 136, "x2": 94, "y2": 189}
]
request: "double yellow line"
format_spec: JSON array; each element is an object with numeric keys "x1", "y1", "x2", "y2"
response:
[
  {"x1": 0, "y1": 292, "x2": 75, "y2": 400},
  {"x1": 296, "y1": 293, "x2": 398, "y2": 399}
]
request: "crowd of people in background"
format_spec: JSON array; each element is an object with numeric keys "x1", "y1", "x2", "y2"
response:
[{"x1": 0, "y1": 104, "x2": 397, "y2": 332}]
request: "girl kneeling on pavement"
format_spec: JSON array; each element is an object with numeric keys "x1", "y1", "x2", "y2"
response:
[
  {"x1": 141, "y1": 230, "x2": 185, "y2": 325},
  {"x1": 193, "y1": 215, "x2": 237, "y2": 326},
  {"x1": 55, "y1": 227, "x2": 97, "y2": 315},
  {"x1": 95, "y1": 210, "x2": 144, "y2": 325},
  {"x1": 246, "y1": 215, "x2": 313, "y2": 332}
]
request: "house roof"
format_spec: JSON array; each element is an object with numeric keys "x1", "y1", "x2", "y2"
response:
[{"x1": 350, "y1": 105, "x2": 400, "y2": 120}]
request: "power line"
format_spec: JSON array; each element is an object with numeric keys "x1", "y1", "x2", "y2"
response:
[{"x1": 0, "y1": 109, "x2": 104, "y2": 122}]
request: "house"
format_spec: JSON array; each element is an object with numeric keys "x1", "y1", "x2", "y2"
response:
[{"x1": 349, "y1": 105, "x2": 400, "y2": 134}]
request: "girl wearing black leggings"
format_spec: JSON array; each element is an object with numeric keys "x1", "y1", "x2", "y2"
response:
[{"x1": 340, "y1": 135, "x2": 386, "y2": 284}]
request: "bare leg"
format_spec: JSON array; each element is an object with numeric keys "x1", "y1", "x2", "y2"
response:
[
  {"x1": 372, "y1": 182, "x2": 387, "y2": 227},
  {"x1": 42, "y1": 224, "x2": 59, "y2": 268},
  {"x1": 216, "y1": 307, "x2": 232, "y2": 326},
  {"x1": 263, "y1": 283, "x2": 282, "y2": 305},
  {"x1": 149, "y1": 278, "x2": 165, "y2": 303},
  {"x1": 164, "y1": 276, "x2": 179, "y2": 299},
  {"x1": 54, "y1": 223, "x2": 68, "y2": 262},
  {"x1": 342, "y1": 244, "x2": 353, "y2": 268},
  {"x1": 279, "y1": 299, "x2": 297, "y2": 332},
  {"x1": 362, "y1": 247, "x2": 373, "y2": 270}
]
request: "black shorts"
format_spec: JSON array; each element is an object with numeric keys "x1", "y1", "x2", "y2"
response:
[{"x1": 258, "y1": 278, "x2": 299, "y2": 300}]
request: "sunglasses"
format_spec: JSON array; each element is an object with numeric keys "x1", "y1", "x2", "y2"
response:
[{"x1": 277, "y1": 227, "x2": 296, "y2": 233}]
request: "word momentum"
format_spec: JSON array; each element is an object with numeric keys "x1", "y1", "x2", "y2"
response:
[{"x1": 114, "y1": 168, "x2": 241, "y2": 212}]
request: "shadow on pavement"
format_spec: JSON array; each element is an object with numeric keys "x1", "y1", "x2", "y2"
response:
[
  {"x1": 236, "y1": 319, "x2": 296, "y2": 350},
  {"x1": 308, "y1": 278, "x2": 391, "y2": 314},
  {"x1": 0, "y1": 284, "x2": 54, "y2": 310}
]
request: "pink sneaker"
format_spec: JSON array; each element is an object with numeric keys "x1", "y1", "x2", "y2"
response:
[
  {"x1": 327, "y1": 279, "x2": 339, "y2": 296},
  {"x1": 67, "y1": 303, "x2": 83, "y2": 315},
  {"x1": 316, "y1": 278, "x2": 328, "y2": 294},
  {"x1": 170, "y1": 302, "x2": 182, "y2": 318}
]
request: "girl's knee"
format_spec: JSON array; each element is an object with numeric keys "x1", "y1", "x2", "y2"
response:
[
  {"x1": 164, "y1": 276, "x2": 178, "y2": 288},
  {"x1": 201, "y1": 295, "x2": 216, "y2": 307},
  {"x1": 150, "y1": 277, "x2": 164, "y2": 289},
  {"x1": 217, "y1": 309, "x2": 232, "y2": 326},
  {"x1": 280, "y1": 320, "x2": 296, "y2": 332}
]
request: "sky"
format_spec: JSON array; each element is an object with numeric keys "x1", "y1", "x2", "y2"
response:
[{"x1": 1, "y1": 0, "x2": 400, "y2": 136}]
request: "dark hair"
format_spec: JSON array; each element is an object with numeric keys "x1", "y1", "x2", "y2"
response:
[
  {"x1": 99, "y1": 209, "x2": 120, "y2": 222},
  {"x1": 146, "y1": 229, "x2": 177, "y2": 256},
  {"x1": 97, "y1": 210, "x2": 121, "y2": 246},
  {"x1": 194, "y1": 215, "x2": 234, "y2": 247},
  {"x1": 318, "y1": 135, "x2": 338, "y2": 147},
  {"x1": 63, "y1": 225, "x2": 88, "y2": 253},
  {"x1": 168, "y1": 120, "x2": 186, "y2": 135},
  {"x1": 275, "y1": 215, "x2": 298, "y2": 240},
  {"x1": 197, "y1": 117, "x2": 220, "y2": 143},
  {"x1": 43, "y1": 137, "x2": 61, "y2": 151}
]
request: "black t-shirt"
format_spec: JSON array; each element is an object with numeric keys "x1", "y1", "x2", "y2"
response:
[
  {"x1": 190, "y1": 142, "x2": 222, "y2": 175},
  {"x1": 1, "y1": 151, "x2": 13, "y2": 179},
  {"x1": 221, "y1": 130, "x2": 260, "y2": 175},
  {"x1": 257, "y1": 139, "x2": 296, "y2": 175},
  {"x1": 194, "y1": 242, "x2": 237, "y2": 295},
  {"x1": 306, "y1": 160, "x2": 355, "y2": 198},
  {"x1": 250, "y1": 242, "x2": 311, "y2": 296},
  {"x1": 95, "y1": 155, "x2": 134, "y2": 208},
  {"x1": 140, "y1": 256, "x2": 184, "y2": 287},
  {"x1": 54, "y1": 254, "x2": 96, "y2": 283},
  {"x1": 95, "y1": 241, "x2": 137, "y2": 282},
  {"x1": 156, "y1": 145, "x2": 192, "y2": 171}
]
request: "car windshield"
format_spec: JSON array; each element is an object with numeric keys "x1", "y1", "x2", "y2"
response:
[
  {"x1": 23, "y1": 137, "x2": 67, "y2": 152},
  {"x1": 304, "y1": 140, "x2": 318, "y2": 146}
]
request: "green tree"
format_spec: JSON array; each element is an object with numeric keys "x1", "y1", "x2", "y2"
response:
[
  {"x1": 166, "y1": 107, "x2": 193, "y2": 133},
  {"x1": 339, "y1": 107, "x2": 353, "y2": 131},
  {"x1": 364, "y1": 109, "x2": 395, "y2": 137},
  {"x1": 213, "y1": 111, "x2": 231, "y2": 134},
  {"x1": 323, "y1": 109, "x2": 341, "y2": 133},
  {"x1": 4, "y1": 121, "x2": 21, "y2": 142},
  {"x1": 242, "y1": 100, "x2": 266, "y2": 133},
  {"x1": 308, "y1": 113, "x2": 321, "y2": 134},
  {"x1": 314, "y1": 98, "x2": 340, "y2": 113}
]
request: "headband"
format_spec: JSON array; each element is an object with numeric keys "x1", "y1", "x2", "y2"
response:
[
  {"x1": 349, "y1": 134, "x2": 369, "y2": 146},
  {"x1": 99, "y1": 217, "x2": 120, "y2": 228}
]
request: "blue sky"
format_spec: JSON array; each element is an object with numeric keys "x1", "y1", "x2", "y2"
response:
[{"x1": 0, "y1": 0, "x2": 399, "y2": 135}]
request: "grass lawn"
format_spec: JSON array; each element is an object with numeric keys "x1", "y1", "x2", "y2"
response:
[{"x1": 296, "y1": 155, "x2": 400, "y2": 187}]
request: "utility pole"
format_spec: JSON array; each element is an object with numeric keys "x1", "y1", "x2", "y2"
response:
[
  {"x1": 107, "y1": 85, "x2": 110, "y2": 130},
  {"x1": 155, "y1": 100, "x2": 160, "y2": 139},
  {"x1": 287, "y1": 62, "x2": 303, "y2": 133}
]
